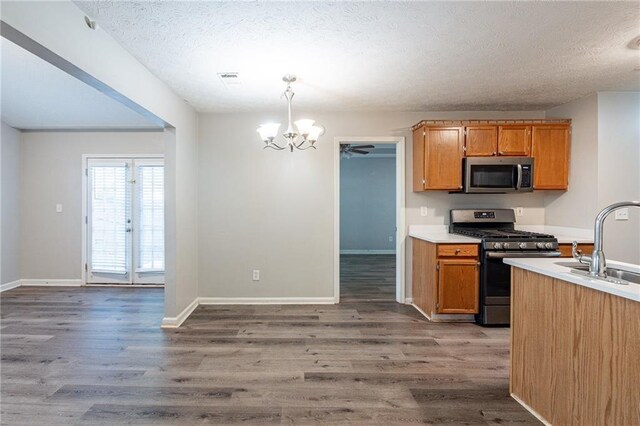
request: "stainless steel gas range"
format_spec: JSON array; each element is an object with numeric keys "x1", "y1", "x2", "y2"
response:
[{"x1": 449, "y1": 209, "x2": 560, "y2": 326}]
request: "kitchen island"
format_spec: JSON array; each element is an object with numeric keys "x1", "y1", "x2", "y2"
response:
[{"x1": 505, "y1": 258, "x2": 640, "y2": 425}]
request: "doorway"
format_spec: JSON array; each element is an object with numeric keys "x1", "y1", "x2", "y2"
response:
[
  {"x1": 333, "y1": 137, "x2": 406, "y2": 303},
  {"x1": 84, "y1": 156, "x2": 165, "y2": 285}
]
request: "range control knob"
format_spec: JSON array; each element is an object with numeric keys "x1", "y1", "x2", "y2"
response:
[
  {"x1": 503, "y1": 243, "x2": 510, "y2": 249},
  {"x1": 494, "y1": 243, "x2": 503, "y2": 249},
  {"x1": 545, "y1": 242, "x2": 553, "y2": 249},
  {"x1": 519, "y1": 242, "x2": 527, "y2": 249}
]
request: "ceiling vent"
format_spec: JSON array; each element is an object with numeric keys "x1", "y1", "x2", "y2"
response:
[{"x1": 217, "y1": 72, "x2": 241, "y2": 85}]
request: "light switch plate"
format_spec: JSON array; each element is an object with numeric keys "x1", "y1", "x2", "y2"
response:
[
  {"x1": 252, "y1": 270, "x2": 260, "y2": 281},
  {"x1": 515, "y1": 207, "x2": 524, "y2": 217},
  {"x1": 420, "y1": 206, "x2": 428, "y2": 217},
  {"x1": 56, "y1": 203, "x2": 63, "y2": 213},
  {"x1": 614, "y1": 208, "x2": 629, "y2": 221}
]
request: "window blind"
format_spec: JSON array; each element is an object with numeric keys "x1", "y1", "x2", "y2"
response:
[
  {"x1": 137, "y1": 165, "x2": 164, "y2": 271},
  {"x1": 90, "y1": 165, "x2": 129, "y2": 273}
]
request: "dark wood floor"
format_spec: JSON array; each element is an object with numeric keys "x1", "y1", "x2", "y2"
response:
[
  {"x1": 340, "y1": 254, "x2": 396, "y2": 303},
  {"x1": 1, "y1": 285, "x2": 538, "y2": 425}
]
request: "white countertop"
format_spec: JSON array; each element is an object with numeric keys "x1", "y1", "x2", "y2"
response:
[
  {"x1": 408, "y1": 225, "x2": 481, "y2": 244},
  {"x1": 409, "y1": 224, "x2": 593, "y2": 245},
  {"x1": 504, "y1": 258, "x2": 640, "y2": 302}
]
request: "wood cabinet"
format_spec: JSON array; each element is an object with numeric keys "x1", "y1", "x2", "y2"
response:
[
  {"x1": 464, "y1": 126, "x2": 498, "y2": 156},
  {"x1": 497, "y1": 125, "x2": 531, "y2": 156},
  {"x1": 558, "y1": 243, "x2": 594, "y2": 258},
  {"x1": 412, "y1": 120, "x2": 571, "y2": 192},
  {"x1": 413, "y1": 125, "x2": 464, "y2": 191},
  {"x1": 437, "y1": 258, "x2": 479, "y2": 314},
  {"x1": 532, "y1": 125, "x2": 570, "y2": 189},
  {"x1": 412, "y1": 239, "x2": 479, "y2": 319}
]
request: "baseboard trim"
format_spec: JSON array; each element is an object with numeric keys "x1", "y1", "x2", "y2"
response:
[
  {"x1": 340, "y1": 250, "x2": 396, "y2": 255},
  {"x1": 198, "y1": 297, "x2": 336, "y2": 305},
  {"x1": 404, "y1": 297, "x2": 413, "y2": 304},
  {"x1": 511, "y1": 393, "x2": 551, "y2": 426},
  {"x1": 20, "y1": 279, "x2": 82, "y2": 287},
  {"x1": 161, "y1": 298, "x2": 199, "y2": 328},
  {"x1": 0, "y1": 280, "x2": 21, "y2": 292}
]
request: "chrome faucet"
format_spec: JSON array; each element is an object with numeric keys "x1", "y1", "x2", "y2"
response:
[{"x1": 573, "y1": 201, "x2": 640, "y2": 277}]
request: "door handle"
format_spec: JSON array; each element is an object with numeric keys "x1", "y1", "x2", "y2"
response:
[
  {"x1": 126, "y1": 228, "x2": 132, "y2": 233},
  {"x1": 515, "y1": 164, "x2": 523, "y2": 190}
]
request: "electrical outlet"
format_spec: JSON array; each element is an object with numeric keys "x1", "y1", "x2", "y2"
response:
[
  {"x1": 515, "y1": 207, "x2": 524, "y2": 217},
  {"x1": 420, "y1": 206, "x2": 428, "y2": 217},
  {"x1": 252, "y1": 270, "x2": 260, "y2": 281},
  {"x1": 56, "y1": 203, "x2": 63, "y2": 213},
  {"x1": 615, "y1": 208, "x2": 629, "y2": 221},
  {"x1": 388, "y1": 236, "x2": 393, "y2": 242}
]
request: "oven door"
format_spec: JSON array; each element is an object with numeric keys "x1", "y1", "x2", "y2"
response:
[
  {"x1": 463, "y1": 157, "x2": 531, "y2": 193},
  {"x1": 479, "y1": 250, "x2": 561, "y2": 325}
]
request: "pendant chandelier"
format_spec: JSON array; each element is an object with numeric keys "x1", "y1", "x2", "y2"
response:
[{"x1": 256, "y1": 75, "x2": 324, "y2": 152}]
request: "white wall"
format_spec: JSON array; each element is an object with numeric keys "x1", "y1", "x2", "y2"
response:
[
  {"x1": 340, "y1": 156, "x2": 396, "y2": 252},
  {"x1": 545, "y1": 94, "x2": 599, "y2": 229},
  {"x1": 1, "y1": 122, "x2": 21, "y2": 285},
  {"x1": 2, "y1": 1, "x2": 199, "y2": 318},
  {"x1": 544, "y1": 92, "x2": 640, "y2": 264},
  {"x1": 19, "y1": 131, "x2": 163, "y2": 280},
  {"x1": 198, "y1": 110, "x2": 545, "y2": 300},
  {"x1": 596, "y1": 92, "x2": 640, "y2": 263}
]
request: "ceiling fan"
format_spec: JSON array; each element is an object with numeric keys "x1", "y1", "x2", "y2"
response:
[{"x1": 340, "y1": 144, "x2": 375, "y2": 158}]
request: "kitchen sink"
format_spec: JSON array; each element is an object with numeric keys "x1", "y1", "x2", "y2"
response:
[{"x1": 555, "y1": 261, "x2": 640, "y2": 285}]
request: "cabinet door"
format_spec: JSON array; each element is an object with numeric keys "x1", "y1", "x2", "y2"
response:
[
  {"x1": 412, "y1": 126, "x2": 426, "y2": 191},
  {"x1": 498, "y1": 125, "x2": 532, "y2": 156},
  {"x1": 532, "y1": 125, "x2": 570, "y2": 189},
  {"x1": 465, "y1": 126, "x2": 497, "y2": 157},
  {"x1": 424, "y1": 126, "x2": 464, "y2": 190},
  {"x1": 437, "y1": 259, "x2": 479, "y2": 314}
]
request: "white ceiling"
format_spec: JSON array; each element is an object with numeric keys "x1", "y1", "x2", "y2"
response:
[
  {"x1": 74, "y1": 1, "x2": 640, "y2": 113},
  {"x1": 0, "y1": 38, "x2": 161, "y2": 130}
]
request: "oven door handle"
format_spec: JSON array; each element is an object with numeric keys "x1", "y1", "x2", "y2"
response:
[{"x1": 486, "y1": 251, "x2": 561, "y2": 259}]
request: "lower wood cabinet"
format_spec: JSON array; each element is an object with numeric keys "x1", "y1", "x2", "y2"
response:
[
  {"x1": 558, "y1": 243, "x2": 594, "y2": 258},
  {"x1": 412, "y1": 238, "x2": 479, "y2": 319},
  {"x1": 437, "y1": 259, "x2": 479, "y2": 314}
]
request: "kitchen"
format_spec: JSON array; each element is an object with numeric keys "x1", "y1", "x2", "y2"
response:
[{"x1": 1, "y1": 1, "x2": 639, "y2": 424}]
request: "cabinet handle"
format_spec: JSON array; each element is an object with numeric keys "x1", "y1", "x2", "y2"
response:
[
  {"x1": 455, "y1": 249, "x2": 461, "y2": 254},
  {"x1": 498, "y1": 151, "x2": 504, "y2": 155},
  {"x1": 492, "y1": 152, "x2": 497, "y2": 156}
]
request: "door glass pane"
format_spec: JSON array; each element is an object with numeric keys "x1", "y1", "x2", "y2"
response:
[
  {"x1": 470, "y1": 165, "x2": 515, "y2": 188},
  {"x1": 90, "y1": 165, "x2": 128, "y2": 273},
  {"x1": 138, "y1": 165, "x2": 164, "y2": 271}
]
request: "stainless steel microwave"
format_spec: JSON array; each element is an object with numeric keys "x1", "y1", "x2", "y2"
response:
[{"x1": 463, "y1": 157, "x2": 534, "y2": 193}]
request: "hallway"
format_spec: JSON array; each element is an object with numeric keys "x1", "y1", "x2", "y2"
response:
[{"x1": 340, "y1": 254, "x2": 396, "y2": 303}]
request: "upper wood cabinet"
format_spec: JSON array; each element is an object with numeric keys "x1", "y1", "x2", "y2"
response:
[
  {"x1": 412, "y1": 120, "x2": 571, "y2": 192},
  {"x1": 532, "y1": 125, "x2": 570, "y2": 189},
  {"x1": 465, "y1": 126, "x2": 498, "y2": 156},
  {"x1": 498, "y1": 125, "x2": 532, "y2": 156},
  {"x1": 413, "y1": 125, "x2": 464, "y2": 191}
]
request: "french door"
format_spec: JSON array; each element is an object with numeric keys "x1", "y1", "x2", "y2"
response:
[{"x1": 86, "y1": 158, "x2": 164, "y2": 285}]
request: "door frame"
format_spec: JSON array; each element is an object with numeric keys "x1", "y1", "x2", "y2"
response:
[
  {"x1": 333, "y1": 136, "x2": 406, "y2": 303},
  {"x1": 81, "y1": 154, "x2": 164, "y2": 286}
]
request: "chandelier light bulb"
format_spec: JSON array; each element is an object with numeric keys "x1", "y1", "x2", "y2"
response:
[
  {"x1": 294, "y1": 119, "x2": 315, "y2": 137},
  {"x1": 257, "y1": 123, "x2": 280, "y2": 141},
  {"x1": 307, "y1": 125, "x2": 323, "y2": 142}
]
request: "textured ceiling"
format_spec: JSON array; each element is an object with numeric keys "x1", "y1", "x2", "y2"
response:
[
  {"x1": 75, "y1": 1, "x2": 640, "y2": 112},
  {"x1": 0, "y1": 38, "x2": 161, "y2": 130}
]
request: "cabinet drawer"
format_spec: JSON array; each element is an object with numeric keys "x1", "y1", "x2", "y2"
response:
[{"x1": 437, "y1": 244, "x2": 478, "y2": 257}]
